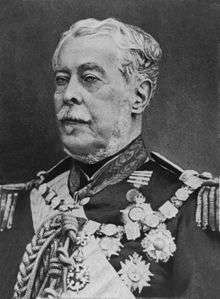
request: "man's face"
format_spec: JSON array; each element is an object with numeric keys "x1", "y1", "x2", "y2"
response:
[{"x1": 54, "y1": 35, "x2": 136, "y2": 159}]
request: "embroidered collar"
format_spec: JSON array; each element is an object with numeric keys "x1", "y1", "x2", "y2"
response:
[{"x1": 68, "y1": 136, "x2": 148, "y2": 200}]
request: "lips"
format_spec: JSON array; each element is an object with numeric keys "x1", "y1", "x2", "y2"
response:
[{"x1": 61, "y1": 117, "x2": 90, "y2": 125}]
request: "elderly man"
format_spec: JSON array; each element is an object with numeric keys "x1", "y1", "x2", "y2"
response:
[{"x1": 0, "y1": 18, "x2": 219, "y2": 298}]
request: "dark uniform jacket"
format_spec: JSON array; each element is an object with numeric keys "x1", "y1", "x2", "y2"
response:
[{"x1": 0, "y1": 136, "x2": 219, "y2": 298}]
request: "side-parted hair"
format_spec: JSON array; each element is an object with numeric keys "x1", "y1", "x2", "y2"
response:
[{"x1": 52, "y1": 18, "x2": 162, "y2": 97}]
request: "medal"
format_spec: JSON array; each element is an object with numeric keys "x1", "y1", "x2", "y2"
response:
[
  {"x1": 128, "y1": 206, "x2": 145, "y2": 222},
  {"x1": 143, "y1": 213, "x2": 160, "y2": 228},
  {"x1": 126, "y1": 189, "x2": 142, "y2": 203},
  {"x1": 98, "y1": 236, "x2": 123, "y2": 258},
  {"x1": 118, "y1": 252, "x2": 153, "y2": 293},
  {"x1": 184, "y1": 176, "x2": 202, "y2": 189},
  {"x1": 67, "y1": 263, "x2": 90, "y2": 292},
  {"x1": 159, "y1": 201, "x2": 178, "y2": 219},
  {"x1": 100, "y1": 223, "x2": 118, "y2": 236},
  {"x1": 124, "y1": 221, "x2": 141, "y2": 240},
  {"x1": 175, "y1": 187, "x2": 192, "y2": 201},
  {"x1": 127, "y1": 170, "x2": 153, "y2": 188},
  {"x1": 141, "y1": 224, "x2": 176, "y2": 262}
]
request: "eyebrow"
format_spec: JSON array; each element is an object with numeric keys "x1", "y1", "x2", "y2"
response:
[
  {"x1": 78, "y1": 63, "x2": 106, "y2": 77},
  {"x1": 54, "y1": 63, "x2": 106, "y2": 77},
  {"x1": 54, "y1": 67, "x2": 70, "y2": 75}
]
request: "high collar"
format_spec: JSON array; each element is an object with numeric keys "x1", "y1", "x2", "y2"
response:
[{"x1": 68, "y1": 135, "x2": 148, "y2": 200}]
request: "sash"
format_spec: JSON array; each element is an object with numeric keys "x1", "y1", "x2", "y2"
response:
[
  {"x1": 59, "y1": 236, "x2": 135, "y2": 299},
  {"x1": 30, "y1": 172, "x2": 135, "y2": 298}
]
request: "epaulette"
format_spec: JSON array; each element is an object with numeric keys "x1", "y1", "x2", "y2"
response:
[
  {"x1": 150, "y1": 152, "x2": 220, "y2": 232},
  {"x1": 0, "y1": 183, "x2": 27, "y2": 231},
  {"x1": 0, "y1": 156, "x2": 72, "y2": 231},
  {"x1": 195, "y1": 177, "x2": 220, "y2": 232}
]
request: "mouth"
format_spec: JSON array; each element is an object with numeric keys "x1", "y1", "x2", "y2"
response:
[{"x1": 60, "y1": 117, "x2": 90, "y2": 126}]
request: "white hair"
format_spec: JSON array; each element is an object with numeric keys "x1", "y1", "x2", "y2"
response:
[{"x1": 52, "y1": 18, "x2": 162, "y2": 96}]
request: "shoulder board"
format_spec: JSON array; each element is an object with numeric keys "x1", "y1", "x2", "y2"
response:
[{"x1": 150, "y1": 151, "x2": 183, "y2": 175}]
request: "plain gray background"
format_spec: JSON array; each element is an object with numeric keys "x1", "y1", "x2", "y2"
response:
[{"x1": 0, "y1": 0, "x2": 219, "y2": 183}]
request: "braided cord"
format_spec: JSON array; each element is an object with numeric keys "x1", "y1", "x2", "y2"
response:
[
  {"x1": 13, "y1": 215, "x2": 62, "y2": 299},
  {"x1": 14, "y1": 213, "x2": 84, "y2": 299}
]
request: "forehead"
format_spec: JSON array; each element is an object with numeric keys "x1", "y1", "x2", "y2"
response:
[{"x1": 55, "y1": 35, "x2": 121, "y2": 71}]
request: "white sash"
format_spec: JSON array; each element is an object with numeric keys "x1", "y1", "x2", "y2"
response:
[
  {"x1": 30, "y1": 171, "x2": 135, "y2": 299},
  {"x1": 60, "y1": 236, "x2": 135, "y2": 299}
]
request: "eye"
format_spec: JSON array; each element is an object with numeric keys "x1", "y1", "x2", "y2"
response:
[
  {"x1": 55, "y1": 76, "x2": 69, "y2": 86},
  {"x1": 82, "y1": 74, "x2": 100, "y2": 83}
]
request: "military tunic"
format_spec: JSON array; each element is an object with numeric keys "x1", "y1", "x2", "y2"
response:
[{"x1": 1, "y1": 136, "x2": 219, "y2": 298}]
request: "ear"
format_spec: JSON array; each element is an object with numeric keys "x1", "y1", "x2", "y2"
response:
[{"x1": 131, "y1": 79, "x2": 152, "y2": 114}]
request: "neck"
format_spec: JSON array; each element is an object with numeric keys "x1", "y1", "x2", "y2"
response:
[
  {"x1": 76, "y1": 135, "x2": 142, "y2": 177},
  {"x1": 65, "y1": 130, "x2": 141, "y2": 164},
  {"x1": 77, "y1": 151, "x2": 119, "y2": 178}
]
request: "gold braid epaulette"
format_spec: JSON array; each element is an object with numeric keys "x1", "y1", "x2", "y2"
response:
[
  {"x1": 0, "y1": 174, "x2": 46, "y2": 232},
  {"x1": 178, "y1": 169, "x2": 219, "y2": 232},
  {"x1": 151, "y1": 153, "x2": 220, "y2": 232},
  {"x1": 196, "y1": 177, "x2": 220, "y2": 232},
  {"x1": 0, "y1": 157, "x2": 72, "y2": 232}
]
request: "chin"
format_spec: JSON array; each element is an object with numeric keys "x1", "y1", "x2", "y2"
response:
[{"x1": 61, "y1": 133, "x2": 106, "y2": 156}]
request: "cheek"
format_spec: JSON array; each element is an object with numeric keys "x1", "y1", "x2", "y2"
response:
[
  {"x1": 93, "y1": 89, "x2": 117, "y2": 117},
  {"x1": 106, "y1": 87, "x2": 131, "y2": 114},
  {"x1": 90, "y1": 88, "x2": 130, "y2": 129},
  {"x1": 53, "y1": 92, "x2": 63, "y2": 113}
]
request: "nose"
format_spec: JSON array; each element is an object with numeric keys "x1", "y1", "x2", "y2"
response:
[{"x1": 63, "y1": 77, "x2": 83, "y2": 105}]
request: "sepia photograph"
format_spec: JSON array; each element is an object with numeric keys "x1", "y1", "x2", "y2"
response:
[{"x1": 0, "y1": 0, "x2": 219, "y2": 298}]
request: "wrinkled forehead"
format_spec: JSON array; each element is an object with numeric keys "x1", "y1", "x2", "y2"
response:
[{"x1": 54, "y1": 34, "x2": 123, "y2": 71}]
